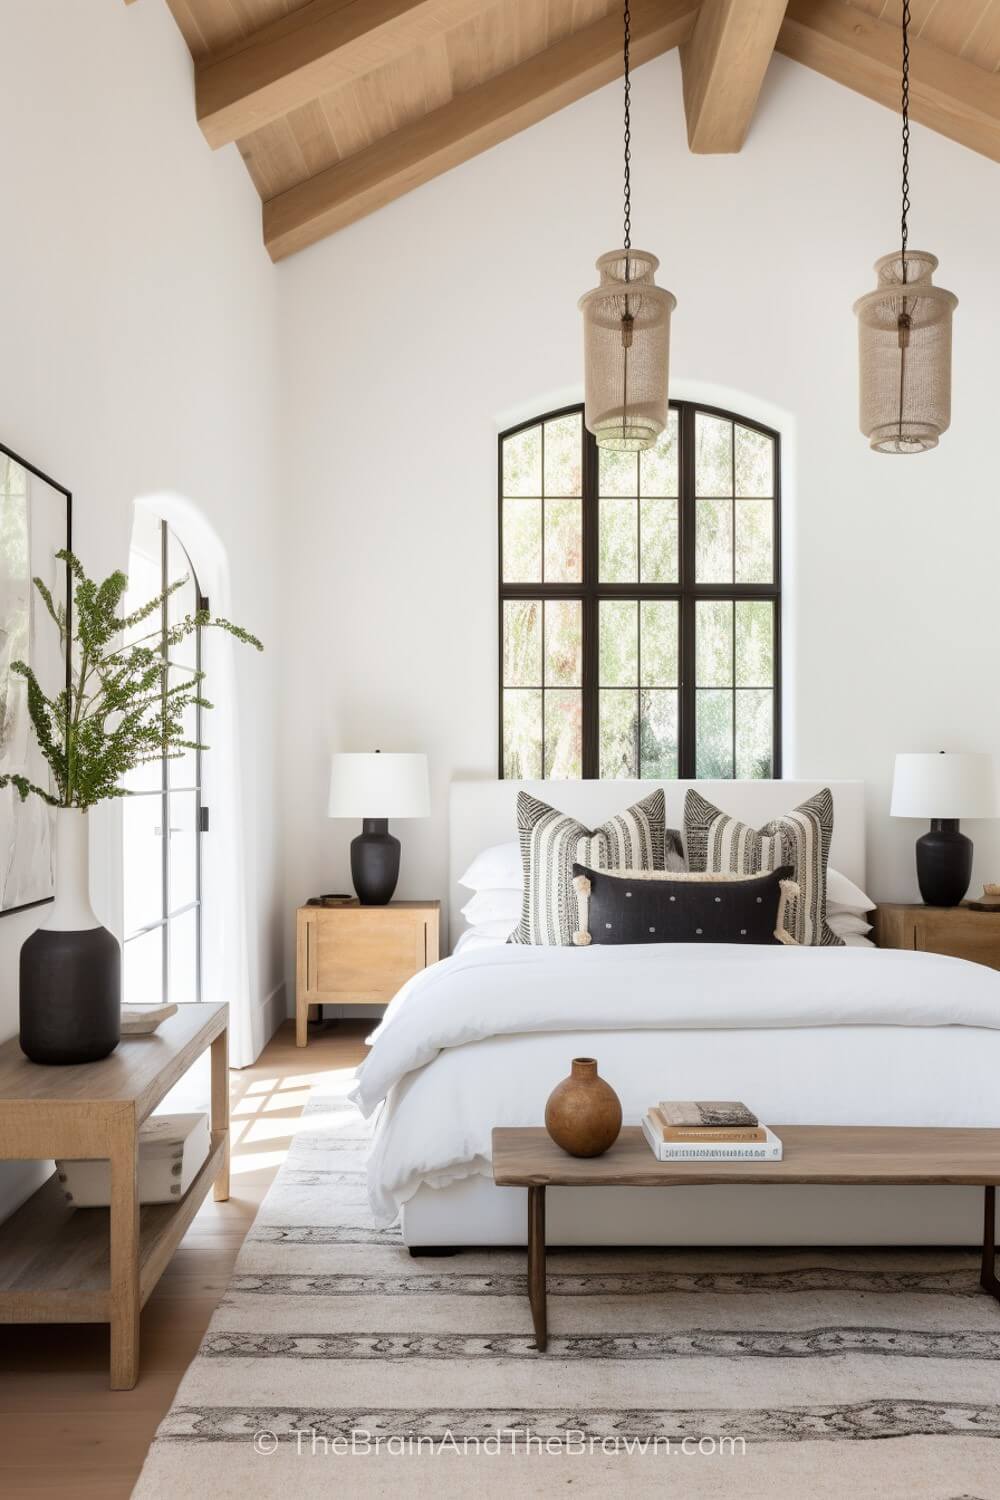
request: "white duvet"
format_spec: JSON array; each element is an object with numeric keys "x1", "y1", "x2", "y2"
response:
[{"x1": 352, "y1": 943, "x2": 1000, "y2": 1224}]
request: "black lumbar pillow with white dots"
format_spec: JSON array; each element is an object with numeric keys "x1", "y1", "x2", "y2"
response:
[{"x1": 570, "y1": 864, "x2": 799, "y2": 947}]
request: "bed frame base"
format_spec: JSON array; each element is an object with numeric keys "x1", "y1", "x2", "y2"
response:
[{"x1": 401, "y1": 1177, "x2": 988, "y2": 1248}]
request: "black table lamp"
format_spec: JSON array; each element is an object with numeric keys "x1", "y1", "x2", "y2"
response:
[
  {"x1": 327, "y1": 751, "x2": 429, "y2": 905},
  {"x1": 890, "y1": 751, "x2": 998, "y2": 907}
]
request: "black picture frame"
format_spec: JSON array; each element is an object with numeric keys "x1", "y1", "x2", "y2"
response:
[{"x1": 0, "y1": 440, "x2": 72, "y2": 917}]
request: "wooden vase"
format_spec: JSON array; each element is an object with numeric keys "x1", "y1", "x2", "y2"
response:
[{"x1": 544, "y1": 1057, "x2": 622, "y2": 1158}]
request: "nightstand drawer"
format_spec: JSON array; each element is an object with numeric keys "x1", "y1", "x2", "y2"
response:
[
  {"x1": 307, "y1": 908, "x2": 429, "y2": 1001},
  {"x1": 912, "y1": 914, "x2": 1000, "y2": 969},
  {"x1": 874, "y1": 903, "x2": 1000, "y2": 971}
]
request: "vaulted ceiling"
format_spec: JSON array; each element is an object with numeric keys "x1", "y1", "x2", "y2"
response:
[{"x1": 126, "y1": 0, "x2": 1000, "y2": 261}]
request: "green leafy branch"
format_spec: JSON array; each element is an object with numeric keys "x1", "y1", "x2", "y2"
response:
[{"x1": 0, "y1": 549, "x2": 262, "y2": 811}]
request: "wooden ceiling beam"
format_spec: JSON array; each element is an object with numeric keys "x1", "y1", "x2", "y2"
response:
[
  {"x1": 263, "y1": 0, "x2": 699, "y2": 261},
  {"x1": 777, "y1": 0, "x2": 1000, "y2": 164},
  {"x1": 196, "y1": 0, "x2": 489, "y2": 150},
  {"x1": 681, "y1": 0, "x2": 789, "y2": 152}
]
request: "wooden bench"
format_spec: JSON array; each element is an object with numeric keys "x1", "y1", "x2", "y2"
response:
[{"x1": 492, "y1": 1124, "x2": 1000, "y2": 1351}]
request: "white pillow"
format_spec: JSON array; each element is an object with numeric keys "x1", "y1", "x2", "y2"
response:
[
  {"x1": 453, "y1": 924, "x2": 513, "y2": 955},
  {"x1": 826, "y1": 910, "x2": 872, "y2": 940},
  {"x1": 460, "y1": 888, "x2": 522, "y2": 925},
  {"x1": 826, "y1": 866, "x2": 875, "y2": 914},
  {"x1": 458, "y1": 840, "x2": 522, "y2": 893}
]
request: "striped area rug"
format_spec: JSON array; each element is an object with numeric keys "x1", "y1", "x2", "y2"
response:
[{"x1": 133, "y1": 1083, "x2": 1000, "y2": 1498}]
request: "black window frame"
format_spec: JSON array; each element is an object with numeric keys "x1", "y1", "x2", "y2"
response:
[{"x1": 497, "y1": 399, "x2": 781, "y2": 779}]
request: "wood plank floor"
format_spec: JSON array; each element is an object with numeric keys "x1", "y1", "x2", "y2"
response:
[{"x1": 0, "y1": 1018, "x2": 370, "y2": 1500}]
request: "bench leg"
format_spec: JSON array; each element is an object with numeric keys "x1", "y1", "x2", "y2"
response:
[
  {"x1": 528, "y1": 1185, "x2": 547, "y2": 1351},
  {"x1": 982, "y1": 1186, "x2": 1000, "y2": 1301},
  {"x1": 109, "y1": 1126, "x2": 140, "y2": 1390}
]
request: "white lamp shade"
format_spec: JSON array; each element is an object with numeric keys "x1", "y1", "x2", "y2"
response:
[
  {"x1": 327, "y1": 752, "x2": 430, "y2": 819},
  {"x1": 890, "y1": 752, "x2": 998, "y2": 820}
]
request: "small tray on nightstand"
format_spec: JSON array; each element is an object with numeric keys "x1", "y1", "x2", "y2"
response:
[{"x1": 966, "y1": 886, "x2": 1000, "y2": 913}]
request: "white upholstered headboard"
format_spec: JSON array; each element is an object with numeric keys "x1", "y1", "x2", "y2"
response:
[{"x1": 448, "y1": 779, "x2": 866, "y2": 952}]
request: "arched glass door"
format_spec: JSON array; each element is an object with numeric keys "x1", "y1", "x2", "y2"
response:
[{"x1": 122, "y1": 515, "x2": 204, "y2": 1003}]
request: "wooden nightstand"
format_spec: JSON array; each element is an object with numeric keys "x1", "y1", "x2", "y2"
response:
[
  {"x1": 295, "y1": 900, "x2": 440, "y2": 1046},
  {"x1": 873, "y1": 902, "x2": 1000, "y2": 970}
]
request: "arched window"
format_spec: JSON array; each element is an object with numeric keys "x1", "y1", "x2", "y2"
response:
[
  {"x1": 499, "y1": 401, "x2": 780, "y2": 779},
  {"x1": 122, "y1": 515, "x2": 205, "y2": 1003}
]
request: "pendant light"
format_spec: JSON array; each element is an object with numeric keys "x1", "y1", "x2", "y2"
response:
[
  {"x1": 579, "y1": 1, "x2": 675, "y2": 452},
  {"x1": 854, "y1": 0, "x2": 957, "y2": 454}
]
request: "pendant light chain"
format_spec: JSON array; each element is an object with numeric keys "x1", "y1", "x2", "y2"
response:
[
  {"x1": 900, "y1": 0, "x2": 910, "y2": 282},
  {"x1": 622, "y1": 0, "x2": 632, "y2": 275},
  {"x1": 620, "y1": 0, "x2": 633, "y2": 443},
  {"x1": 579, "y1": 0, "x2": 675, "y2": 454},
  {"x1": 896, "y1": 0, "x2": 912, "y2": 440}
]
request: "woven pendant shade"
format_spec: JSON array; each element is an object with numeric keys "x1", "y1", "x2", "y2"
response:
[
  {"x1": 854, "y1": 251, "x2": 958, "y2": 454},
  {"x1": 579, "y1": 250, "x2": 676, "y2": 452}
]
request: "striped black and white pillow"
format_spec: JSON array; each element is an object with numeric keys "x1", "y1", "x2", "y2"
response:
[
  {"x1": 684, "y1": 787, "x2": 842, "y2": 947},
  {"x1": 510, "y1": 789, "x2": 674, "y2": 946}
]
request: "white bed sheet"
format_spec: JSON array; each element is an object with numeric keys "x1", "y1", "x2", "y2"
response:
[{"x1": 354, "y1": 943, "x2": 1000, "y2": 1225}]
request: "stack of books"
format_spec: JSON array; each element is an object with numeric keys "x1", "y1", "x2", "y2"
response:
[{"x1": 641, "y1": 1100, "x2": 783, "y2": 1161}]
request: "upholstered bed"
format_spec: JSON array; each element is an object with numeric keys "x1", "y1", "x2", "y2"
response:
[{"x1": 351, "y1": 779, "x2": 1000, "y2": 1248}]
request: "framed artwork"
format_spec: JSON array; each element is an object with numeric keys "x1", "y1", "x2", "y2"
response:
[{"x1": 0, "y1": 442, "x2": 71, "y2": 916}]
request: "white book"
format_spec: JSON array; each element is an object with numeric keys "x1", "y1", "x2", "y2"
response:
[
  {"x1": 642, "y1": 1113, "x2": 783, "y2": 1161},
  {"x1": 57, "y1": 1112, "x2": 211, "y2": 1206}
]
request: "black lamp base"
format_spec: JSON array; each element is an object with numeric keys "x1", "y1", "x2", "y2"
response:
[
  {"x1": 351, "y1": 818, "x2": 400, "y2": 905},
  {"x1": 915, "y1": 819, "x2": 973, "y2": 907}
]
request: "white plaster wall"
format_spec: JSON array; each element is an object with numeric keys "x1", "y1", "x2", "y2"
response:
[
  {"x1": 276, "y1": 49, "x2": 1000, "y2": 970},
  {"x1": 0, "y1": 0, "x2": 283, "y2": 1215}
]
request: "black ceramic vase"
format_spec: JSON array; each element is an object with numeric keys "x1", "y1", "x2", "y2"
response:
[
  {"x1": 19, "y1": 810, "x2": 121, "y2": 1065},
  {"x1": 350, "y1": 818, "x2": 400, "y2": 905},
  {"x1": 915, "y1": 819, "x2": 974, "y2": 907}
]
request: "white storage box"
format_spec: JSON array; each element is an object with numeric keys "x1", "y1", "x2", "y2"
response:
[{"x1": 56, "y1": 1112, "x2": 211, "y2": 1206}]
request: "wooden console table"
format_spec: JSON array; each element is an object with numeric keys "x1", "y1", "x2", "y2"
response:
[
  {"x1": 492, "y1": 1125, "x2": 1000, "y2": 1351},
  {"x1": 0, "y1": 1003, "x2": 229, "y2": 1389}
]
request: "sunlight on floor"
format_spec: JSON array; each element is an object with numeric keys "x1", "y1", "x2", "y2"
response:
[
  {"x1": 229, "y1": 1058, "x2": 364, "y2": 1167},
  {"x1": 232, "y1": 1091, "x2": 313, "y2": 1119},
  {"x1": 229, "y1": 1148, "x2": 289, "y2": 1176},
  {"x1": 237, "y1": 1113, "x2": 318, "y2": 1144}
]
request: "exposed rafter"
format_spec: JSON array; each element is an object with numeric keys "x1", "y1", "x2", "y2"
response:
[
  {"x1": 263, "y1": 0, "x2": 699, "y2": 261},
  {"x1": 126, "y1": 0, "x2": 1000, "y2": 258},
  {"x1": 196, "y1": 0, "x2": 489, "y2": 150},
  {"x1": 777, "y1": 0, "x2": 1000, "y2": 165},
  {"x1": 681, "y1": 0, "x2": 788, "y2": 153}
]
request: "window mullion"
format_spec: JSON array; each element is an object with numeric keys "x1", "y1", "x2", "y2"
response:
[
  {"x1": 679, "y1": 403, "x2": 697, "y2": 778},
  {"x1": 195, "y1": 584, "x2": 203, "y2": 1003},
  {"x1": 582, "y1": 424, "x2": 599, "y2": 777},
  {"x1": 772, "y1": 598, "x2": 783, "y2": 778},
  {"x1": 159, "y1": 520, "x2": 170, "y2": 1004}
]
